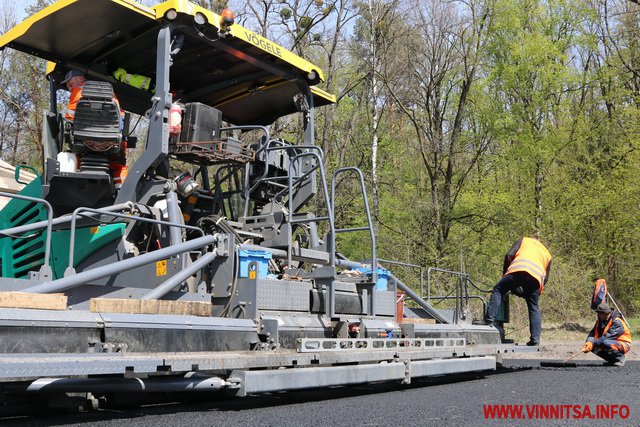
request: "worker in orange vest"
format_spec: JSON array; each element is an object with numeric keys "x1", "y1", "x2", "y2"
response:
[
  {"x1": 62, "y1": 69, "x2": 128, "y2": 188},
  {"x1": 485, "y1": 236, "x2": 552, "y2": 346},
  {"x1": 582, "y1": 302, "x2": 632, "y2": 367},
  {"x1": 62, "y1": 69, "x2": 87, "y2": 120}
]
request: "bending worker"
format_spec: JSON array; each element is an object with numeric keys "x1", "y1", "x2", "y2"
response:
[
  {"x1": 582, "y1": 302, "x2": 632, "y2": 367},
  {"x1": 485, "y1": 236, "x2": 552, "y2": 346}
]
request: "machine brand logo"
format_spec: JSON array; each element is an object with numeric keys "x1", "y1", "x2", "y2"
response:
[{"x1": 242, "y1": 30, "x2": 283, "y2": 58}]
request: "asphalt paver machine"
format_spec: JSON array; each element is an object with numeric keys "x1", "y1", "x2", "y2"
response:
[{"x1": 0, "y1": 0, "x2": 519, "y2": 407}]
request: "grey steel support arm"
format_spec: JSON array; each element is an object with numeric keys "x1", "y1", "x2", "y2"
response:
[
  {"x1": 141, "y1": 251, "x2": 217, "y2": 300},
  {"x1": 116, "y1": 24, "x2": 172, "y2": 204},
  {"x1": 65, "y1": 204, "x2": 203, "y2": 275},
  {"x1": 22, "y1": 235, "x2": 217, "y2": 294}
]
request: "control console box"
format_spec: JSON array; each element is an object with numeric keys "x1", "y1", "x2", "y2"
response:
[{"x1": 180, "y1": 102, "x2": 222, "y2": 145}]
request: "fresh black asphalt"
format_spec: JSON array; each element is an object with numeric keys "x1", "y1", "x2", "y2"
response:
[{"x1": 2, "y1": 360, "x2": 638, "y2": 427}]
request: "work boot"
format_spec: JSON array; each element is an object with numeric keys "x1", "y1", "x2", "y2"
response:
[
  {"x1": 526, "y1": 339, "x2": 539, "y2": 347},
  {"x1": 472, "y1": 319, "x2": 494, "y2": 326},
  {"x1": 605, "y1": 357, "x2": 625, "y2": 367}
]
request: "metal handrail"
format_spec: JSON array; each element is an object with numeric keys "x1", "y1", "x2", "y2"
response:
[
  {"x1": 23, "y1": 235, "x2": 217, "y2": 294},
  {"x1": 284, "y1": 151, "x2": 334, "y2": 270},
  {"x1": 427, "y1": 267, "x2": 474, "y2": 323},
  {"x1": 254, "y1": 143, "x2": 323, "y2": 195},
  {"x1": 242, "y1": 142, "x2": 324, "y2": 221},
  {"x1": 0, "y1": 192, "x2": 54, "y2": 276},
  {"x1": 330, "y1": 167, "x2": 377, "y2": 284},
  {"x1": 67, "y1": 205, "x2": 205, "y2": 274},
  {"x1": 426, "y1": 268, "x2": 468, "y2": 301},
  {"x1": 220, "y1": 125, "x2": 270, "y2": 145},
  {"x1": 378, "y1": 258, "x2": 424, "y2": 301},
  {"x1": 427, "y1": 295, "x2": 487, "y2": 318}
]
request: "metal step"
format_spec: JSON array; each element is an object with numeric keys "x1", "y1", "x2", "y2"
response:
[{"x1": 290, "y1": 246, "x2": 330, "y2": 264}]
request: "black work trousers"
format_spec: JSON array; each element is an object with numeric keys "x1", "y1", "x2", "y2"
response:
[{"x1": 487, "y1": 272, "x2": 541, "y2": 343}]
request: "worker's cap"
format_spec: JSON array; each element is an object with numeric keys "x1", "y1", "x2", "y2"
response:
[
  {"x1": 61, "y1": 69, "x2": 85, "y2": 84},
  {"x1": 595, "y1": 302, "x2": 612, "y2": 314}
]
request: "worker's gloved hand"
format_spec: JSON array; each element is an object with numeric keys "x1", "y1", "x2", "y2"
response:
[
  {"x1": 113, "y1": 67, "x2": 151, "y2": 90},
  {"x1": 582, "y1": 342, "x2": 593, "y2": 353},
  {"x1": 113, "y1": 68, "x2": 127, "y2": 81}
]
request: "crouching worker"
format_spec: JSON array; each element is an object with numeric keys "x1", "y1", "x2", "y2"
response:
[{"x1": 582, "y1": 302, "x2": 632, "y2": 367}]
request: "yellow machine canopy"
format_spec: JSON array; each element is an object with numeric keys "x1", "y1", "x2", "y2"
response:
[{"x1": 0, "y1": 0, "x2": 335, "y2": 125}]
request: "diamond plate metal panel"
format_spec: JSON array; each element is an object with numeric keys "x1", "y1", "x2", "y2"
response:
[{"x1": 256, "y1": 279, "x2": 311, "y2": 311}]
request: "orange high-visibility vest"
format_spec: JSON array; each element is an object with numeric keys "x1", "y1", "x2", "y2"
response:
[
  {"x1": 64, "y1": 86, "x2": 83, "y2": 120},
  {"x1": 505, "y1": 237, "x2": 552, "y2": 293},
  {"x1": 594, "y1": 315, "x2": 633, "y2": 344}
]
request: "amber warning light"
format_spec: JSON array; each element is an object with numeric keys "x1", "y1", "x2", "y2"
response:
[{"x1": 220, "y1": 9, "x2": 235, "y2": 32}]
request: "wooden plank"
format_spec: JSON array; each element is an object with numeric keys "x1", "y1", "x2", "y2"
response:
[
  {"x1": 401, "y1": 318, "x2": 436, "y2": 324},
  {"x1": 90, "y1": 298, "x2": 212, "y2": 317},
  {"x1": 0, "y1": 292, "x2": 67, "y2": 310}
]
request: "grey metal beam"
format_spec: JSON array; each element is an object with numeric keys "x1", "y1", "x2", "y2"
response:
[
  {"x1": 0, "y1": 343, "x2": 523, "y2": 380},
  {"x1": 141, "y1": 251, "x2": 217, "y2": 300},
  {"x1": 22, "y1": 375, "x2": 229, "y2": 393},
  {"x1": 409, "y1": 356, "x2": 495, "y2": 379},
  {"x1": 116, "y1": 25, "x2": 172, "y2": 203},
  {"x1": 230, "y1": 356, "x2": 496, "y2": 396},
  {"x1": 22, "y1": 235, "x2": 216, "y2": 294},
  {"x1": 230, "y1": 363, "x2": 406, "y2": 397}
]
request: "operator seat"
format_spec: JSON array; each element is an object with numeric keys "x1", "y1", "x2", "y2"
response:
[
  {"x1": 45, "y1": 81, "x2": 122, "y2": 215},
  {"x1": 71, "y1": 81, "x2": 122, "y2": 158}
]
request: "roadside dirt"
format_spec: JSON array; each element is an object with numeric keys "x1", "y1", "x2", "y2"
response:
[
  {"x1": 505, "y1": 340, "x2": 639, "y2": 361},
  {"x1": 501, "y1": 321, "x2": 638, "y2": 360}
]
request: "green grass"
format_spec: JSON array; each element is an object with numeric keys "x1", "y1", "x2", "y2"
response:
[{"x1": 625, "y1": 317, "x2": 640, "y2": 335}]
